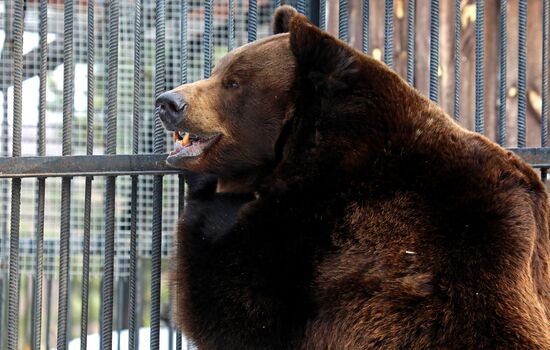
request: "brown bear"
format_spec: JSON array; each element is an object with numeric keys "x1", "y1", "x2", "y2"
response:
[{"x1": 155, "y1": 6, "x2": 550, "y2": 349}]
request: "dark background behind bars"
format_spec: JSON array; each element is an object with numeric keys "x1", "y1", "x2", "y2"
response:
[{"x1": 0, "y1": 0, "x2": 549, "y2": 350}]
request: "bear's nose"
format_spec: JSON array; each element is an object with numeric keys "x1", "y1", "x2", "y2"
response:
[{"x1": 155, "y1": 92, "x2": 188, "y2": 128}]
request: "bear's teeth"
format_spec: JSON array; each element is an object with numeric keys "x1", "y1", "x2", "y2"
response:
[{"x1": 181, "y1": 132, "x2": 190, "y2": 146}]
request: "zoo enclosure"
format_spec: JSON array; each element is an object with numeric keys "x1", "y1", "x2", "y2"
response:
[{"x1": 1, "y1": 1, "x2": 549, "y2": 350}]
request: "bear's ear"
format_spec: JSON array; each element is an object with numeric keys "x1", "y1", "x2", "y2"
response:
[
  {"x1": 272, "y1": 5, "x2": 298, "y2": 34},
  {"x1": 289, "y1": 14, "x2": 360, "y2": 95}
]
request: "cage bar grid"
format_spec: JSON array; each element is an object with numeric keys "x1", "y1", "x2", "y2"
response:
[{"x1": 0, "y1": 1, "x2": 549, "y2": 350}]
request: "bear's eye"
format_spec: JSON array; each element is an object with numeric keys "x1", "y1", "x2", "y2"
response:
[{"x1": 224, "y1": 80, "x2": 240, "y2": 89}]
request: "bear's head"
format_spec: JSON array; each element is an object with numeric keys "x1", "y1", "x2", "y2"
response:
[{"x1": 156, "y1": 6, "x2": 406, "y2": 192}]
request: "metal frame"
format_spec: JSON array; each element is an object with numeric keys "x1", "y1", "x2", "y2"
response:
[
  {"x1": 1, "y1": 1, "x2": 549, "y2": 350},
  {"x1": 0, "y1": 154, "x2": 180, "y2": 178},
  {"x1": 0, "y1": 149, "x2": 549, "y2": 179}
]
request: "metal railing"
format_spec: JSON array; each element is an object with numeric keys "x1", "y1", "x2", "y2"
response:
[{"x1": 1, "y1": 1, "x2": 549, "y2": 350}]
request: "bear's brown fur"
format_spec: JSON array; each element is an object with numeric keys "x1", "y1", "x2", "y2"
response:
[{"x1": 163, "y1": 6, "x2": 550, "y2": 349}]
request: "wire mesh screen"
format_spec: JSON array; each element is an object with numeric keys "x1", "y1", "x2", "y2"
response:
[
  {"x1": 0, "y1": 0, "x2": 277, "y2": 276},
  {"x1": 0, "y1": 0, "x2": 549, "y2": 350},
  {"x1": 0, "y1": 0, "x2": 278, "y2": 349}
]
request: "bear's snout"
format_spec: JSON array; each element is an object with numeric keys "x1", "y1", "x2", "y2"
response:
[{"x1": 155, "y1": 91, "x2": 188, "y2": 130}]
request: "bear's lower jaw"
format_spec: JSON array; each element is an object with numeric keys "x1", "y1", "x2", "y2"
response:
[{"x1": 166, "y1": 133, "x2": 222, "y2": 166}]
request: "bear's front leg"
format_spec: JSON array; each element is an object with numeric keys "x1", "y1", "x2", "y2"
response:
[{"x1": 173, "y1": 172, "x2": 316, "y2": 350}]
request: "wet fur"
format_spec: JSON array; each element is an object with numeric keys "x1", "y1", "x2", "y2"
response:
[{"x1": 172, "y1": 7, "x2": 550, "y2": 349}]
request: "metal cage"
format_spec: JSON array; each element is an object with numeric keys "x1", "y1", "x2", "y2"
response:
[{"x1": 1, "y1": 1, "x2": 549, "y2": 350}]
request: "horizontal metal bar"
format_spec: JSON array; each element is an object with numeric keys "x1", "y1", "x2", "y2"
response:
[
  {"x1": 0, "y1": 154, "x2": 181, "y2": 178},
  {"x1": 508, "y1": 147, "x2": 550, "y2": 168},
  {"x1": 0, "y1": 149, "x2": 549, "y2": 179}
]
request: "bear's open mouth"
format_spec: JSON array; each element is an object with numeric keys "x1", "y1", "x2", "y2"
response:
[{"x1": 167, "y1": 130, "x2": 221, "y2": 163}]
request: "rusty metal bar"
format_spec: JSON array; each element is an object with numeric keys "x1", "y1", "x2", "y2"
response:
[
  {"x1": 0, "y1": 149, "x2": 549, "y2": 180},
  {"x1": 7, "y1": 0, "x2": 24, "y2": 349},
  {"x1": 507, "y1": 148, "x2": 550, "y2": 168},
  {"x1": 151, "y1": 0, "x2": 167, "y2": 347},
  {"x1": 0, "y1": 154, "x2": 180, "y2": 178},
  {"x1": 517, "y1": 0, "x2": 527, "y2": 147}
]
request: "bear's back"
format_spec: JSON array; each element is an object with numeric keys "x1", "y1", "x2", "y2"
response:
[{"x1": 301, "y1": 106, "x2": 550, "y2": 348}]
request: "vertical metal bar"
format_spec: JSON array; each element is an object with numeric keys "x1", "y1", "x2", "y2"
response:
[
  {"x1": 181, "y1": 0, "x2": 188, "y2": 84},
  {"x1": 106, "y1": 0, "x2": 119, "y2": 159},
  {"x1": 229, "y1": 0, "x2": 235, "y2": 50},
  {"x1": 86, "y1": 0, "x2": 95, "y2": 180},
  {"x1": 320, "y1": 0, "x2": 327, "y2": 31},
  {"x1": 129, "y1": 0, "x2": 142, "y2": 349},
  {"x1": 339, "y1": 0, "x2": 349, "y2": 42},
  {"x1": 542, "y1": 0, "x2": 548, "y2": 148},
  {"x1": 102, "y1": 183, "x2": 116, "y2": 350},
  {"x1": 361, "y1": 0, "x2": 368, "y2": 52},
  {"x1": 406, "y1": 0, "x2": 415, "y2": 85},
  {"x1": 384, "y1": 0, "x2": 393, "y2": 68},
  {"x1": 32, "y1": 1, "x2": 47, "y2": 349},
  {"x1": 101, "y1": 0, "x2": 119, "y2": 348},
  {"x1": 81, "y1": 1, "x2": 95, "y2": 349},
  {"x1": 129, "y1": 174, "x2": 139, "y2": 350},
  {"x1": 205, "y1": 0, "x2": 214, "y2": 76},
  {"x1": 518, "y1": 0, "x2": 527, "y2": 147},
  {"x1": 152, "y1": 0, "x2": 166, "y2": 348},
  {"x1": 475, "y1": 0, "x2": 485, "y2": 134},
  {"x1": 37, "y1": 1, "x2": 48, "y2": 159},
  {"x1": 150, "y1": 104, "x2": 164, "y2": 349},
  {"x1": 176, "y1": 3, "x2": 188, "y2": 348},
  {"x1": 10, "y1": 0, "x2": 22, "y2": 155},
  {"x1": 297, "y1": 0, "x2": 305, "y2": 15},
  {"x1": 0, "y1": 10, "x2": 13, "y2": 322},
  {"x1": 58, "y1": 177, "x2": 71, "y2": 350},
  {"x1": 6, "y1": 185, "x2": 21, "y2": 338},
  {"x1": 498, "y1": 0, "x2": 507, "y2": 145},
  {"x1": 81, "y1": 177, "x2": 92, "y2": 347},
  {"x1": 453, "y1": 0, "x2": 461, "y2": 121},
  {"x1": 429, "y1": 0, "x2": 439, "y2": 103},
  {"x1": 33, "y1": 179, "x2": 45, "y2": 350},
  {"x1": 248, "y1": 0, "x2": 257, "y2": 42},
  {"x1": 7, "y1": 0, "x2": 23, "y2": 348},
  {"x1": 310, "y1": 0, "x2": 320, "y2": 26},
  {"x1": 99, "y1": 277, "x2": 104, "y2": 347},
  {"x1": 542, "y1": 0, "x2": 549, "y2": 180},
  {"x1": 57, "y1": 0, "x2": 74, "y2": 347}
]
